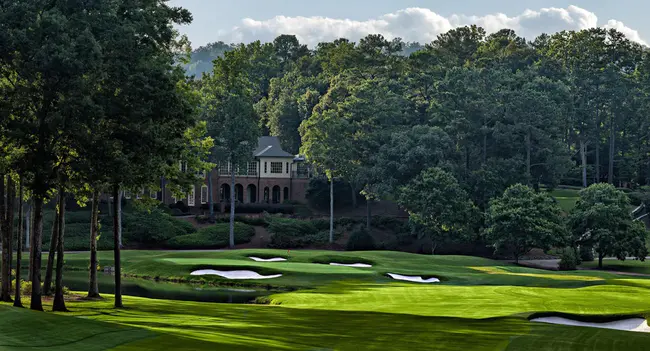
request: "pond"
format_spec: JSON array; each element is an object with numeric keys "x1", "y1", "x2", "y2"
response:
[{"x1": 62, "y1": 270, "x2": 271, "y2": 304}]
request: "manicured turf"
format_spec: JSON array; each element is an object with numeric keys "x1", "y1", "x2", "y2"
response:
[
  {"x1": 581, "y1": 259, "x2": 650, "y2": 275},
  {"x1": 59, "y1": 249, "x2": 648, "y2": 289},
  {"x1": 547, "y1": 188, "x2": 580, "y2": 212},
  {"x1": 7, "y1": 249, "x2": 647, "y2": 350}
]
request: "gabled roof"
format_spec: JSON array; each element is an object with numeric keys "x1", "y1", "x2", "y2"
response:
[{"x1": 253, "y1": 136, "x2": 294, "y2": 158}]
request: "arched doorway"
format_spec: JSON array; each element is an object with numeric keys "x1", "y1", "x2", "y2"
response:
[
  {"x1": 235, "y1": 184, "x2": 244, "y2": 203},
  {"x1": 247, "y1": 184, "x2": 257, "y2": 203},
  {"x1": 283, "y1": 187, "x2": 289, "y2": 202},
  {"x1": 272, "y1": 185, "x2": 281, "y2": 204},
  {"x1": 263, "y1": 187, "x2": 270, "y2": 203},
  {"x1": 220, "y1": 184, "x2": 230, "y2": 202}
]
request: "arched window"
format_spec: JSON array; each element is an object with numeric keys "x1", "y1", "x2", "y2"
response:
[
  {"x1": 272, "y1": 185, "x2": 281, "y2": 204},
  {"x1": 235, "y1": 184, "x2": 244, "y2": 203},
  {"x1": 247, "y1": 184, "x2": 257, "y2": 203},
  {"x1": 220, "y1": 184, "x2": 230, "y2": 202},
  {"x1": 263, "y1": 187, "x2": 270, "y2": 203},
  {"x1": 283, "y1": 187, "x2": 289, "y2": 202}
]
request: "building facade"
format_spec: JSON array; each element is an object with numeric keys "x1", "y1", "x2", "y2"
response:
[{"x1": 161, "y1": 136, "x2": 311, "y2": 210}]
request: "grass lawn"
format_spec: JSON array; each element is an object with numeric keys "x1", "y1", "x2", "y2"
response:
[
  {"x1": 4, "y1": 249, "x2": 646, "y2": 350},
  {"x1": 547, "y1": 188, "x2": 580, "y2": 212},
  {"x1": 581, "y1": 259, "x2": 650, "y2": 275},
  {"x1": 59, "y1": 249, "x2": 647, "y2": 289}
]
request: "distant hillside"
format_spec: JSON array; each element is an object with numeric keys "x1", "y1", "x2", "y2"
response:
[{"x1": 182, "y1": 41, "x2": 235, "y2": 77}]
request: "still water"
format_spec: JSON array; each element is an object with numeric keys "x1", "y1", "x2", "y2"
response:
[{"x1": 62, "y1": 270, "x2": 270, "y2": 303}]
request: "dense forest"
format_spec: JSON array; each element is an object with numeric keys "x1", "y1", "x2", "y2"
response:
[{"x1": 192, "y1": 27, "x2": 650, "y2": 198}]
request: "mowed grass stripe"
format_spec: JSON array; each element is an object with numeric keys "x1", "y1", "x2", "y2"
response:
[{"x1": 270, "y1": 284, "x2": 650, "y2": 319}]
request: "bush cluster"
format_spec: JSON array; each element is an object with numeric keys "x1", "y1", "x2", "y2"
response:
[
  {"x1": 166, "y1": 223, "x2": 255, "y2": 249},
  {"x1": 266, "y1": 215, "x2": 342, "y2": 248},
  {"x1": 224, "y1": 203, "x2": 295, "y2": 214},
  {"x1": 345, "y1": 229, "x2": 376, "y2": 251}
]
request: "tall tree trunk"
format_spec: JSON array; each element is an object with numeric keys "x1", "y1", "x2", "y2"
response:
[
  {"x1": 229, "y1": 169, "x2": 235, "y2": 248},
  {"x1": 87, "y1": 190, "x2": 100, "y2": 298},
  {"x1": 482, "y1": 115, "x2": 488, "y2": 165},
  {"x1": 329, "y1": 177, "x2": 334, "y2": 244},
  {"x1": 29, "y1": 196, "x2": 44, "y2": 311},
  {"x1": 207, "y1": 170, "x2": 214, "y2": 220},
  {"x1": 5, "y1": 177, "x2": 14, "y2": 301},
  {"x1": 608, "y1": 115, "x2": 616, "y2": 185},
  {"x1": 595, "y1": 102, "x2": 601, "y2": 182},
  {"x1": 580, "y1": 138, "x2": 588, "y2": 188},
  {"x1": 14, "y1": 179, "x2": 23, "y2": 307},
  {"x1": 113, "y1": 185, "x2": 123, "y2": 308},
  {"x1": 117, "y1": 190, "x2": 122, "y2": 248},
  {"x1": 0, "y1": 174, "x2": 7, "y2": 302},
  {"x1": 525, "y1": 129, "x2": 532, "y2": 186},
  {"x1": 366, "y1": 199, "x2": 372, "y2": 230},
  {"x1": 52, "y1": 190, "x2": 67, "y2": 312},
  {"x1": 598, "y1": 253, "x2": 603, "y2": 269},
  {"x1": 43, "y1": 195, "x2": 60, "y2": 296},
  {"x1": 27, "y1": 201, "x2": 32, "y2": 282},
  {"x1": 0, "y1": 175, "x2": 13, "y2": 302}
]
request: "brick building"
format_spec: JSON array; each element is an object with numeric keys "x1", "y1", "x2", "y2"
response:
[{"x1": 158, "y1": 136, "x2": 311, "y2": 211}]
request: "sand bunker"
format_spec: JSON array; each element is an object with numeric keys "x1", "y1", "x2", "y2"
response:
[
  {"x1": 329, "y1": 263, "x2": 372, "y2": 268},
  {"x1": 387, "y1": 273, "x2": 440, "y2": 283},
  {"x1": 531, "y1": 317, "x2": 650, "y2": 333},
  {"x1": 249, "y1": 256, "x2": 287, "y2": 262},
  {"x1": 190, "y1": 270, "x2": 282, "y2": 280}
]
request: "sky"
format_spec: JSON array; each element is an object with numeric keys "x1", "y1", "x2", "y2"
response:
[{"x1": 169, "y1": 0, "x2": 650, "y2": 49}]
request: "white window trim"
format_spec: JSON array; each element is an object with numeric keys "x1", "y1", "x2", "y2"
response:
[
  {"x1": 188, "y1": 185, "x2": 196, "y2": 207},
  {"x1": 201, "y1": 185, "x2": 208, "y2": 204}
]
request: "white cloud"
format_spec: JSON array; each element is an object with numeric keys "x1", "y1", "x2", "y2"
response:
[{"x1": 215, "y1": 5, "x2": 646, "y2": 47}]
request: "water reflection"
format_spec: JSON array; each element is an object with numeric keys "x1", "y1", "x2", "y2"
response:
[{"x1": 63, "y1": 271, "x2": 270, "y2": 304}]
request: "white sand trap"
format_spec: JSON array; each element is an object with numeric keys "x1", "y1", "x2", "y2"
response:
[
  {"x1": 531, "y1": 317, "x2": 650, "y2": 333},
  {"x1": 329, "y1": 263, "x2": 372, "y2": 268},
  {"x1": 387, "y1": 273, "x2": 440, "y2": 283},
  {"x1": 190, "y1": 270, "x2": 282, "y2": 280},
  {"x1": 249, "y1": 256, "x2": 287, "y2": 262}
]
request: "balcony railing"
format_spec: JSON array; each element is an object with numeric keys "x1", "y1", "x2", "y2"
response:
[{"x1": 292, "y1": 171, "x2": 310, "y2": 179}]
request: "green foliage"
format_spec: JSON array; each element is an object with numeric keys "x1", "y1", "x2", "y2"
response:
[
  {"x1": 486, "y1": 184, "x2": 568, "y2": 262},
  {"x1": 165, "y1": 223, "x2": 255, "y2": 249},
  {"x1": 579, "y1": 245, "x2": 595, "y2": 262},
  {"x1": 558, "y1": 248, "x2": 578, "y2": 271},
  {"x1": 346, "y1": 229, "x2": 376, "y2": 251},
  {"x1": 569, "y1": 183, "x2": 649, "y2": 266},
  {"x1": 398, "y1": 167, "x2": 478, "y2": 252}
]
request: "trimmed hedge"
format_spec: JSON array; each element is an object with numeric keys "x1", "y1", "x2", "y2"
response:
[
  {"x1": 346, "y1": 229, "x2": 376, "y2": 251},
  {"x1": 266, "y1": 216, "x2": 343, "y2": 248},
  {"x1": 42, "y1": 208, "x2": 197, "y2": 251},
  {"x1": 224, "y1": 203, "x2": 295, "y2": 214},
  {"x1": 165, "y1": 223, "x2": 255, "y2": 249}
]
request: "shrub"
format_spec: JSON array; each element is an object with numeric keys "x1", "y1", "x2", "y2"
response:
[
  {"x1": 346, "y1": 229, "x2": 376, "y2": 251},
  {"x1": 169, "y1": 201, "x2": 189, "y2": 214},
  {"x1": 311, "y1": 219, "x2": 330, "y2": 231},
  {"x1": 165, "y1": 223, "x2": 255, "y2": 249},
  {"x1": 225, "y1": 203, "x2": 295, "y2": 214},
  {"x1": 267, "y1": 216, "x2": 317, "y2": 237},
  {"x1": 122, "y1": 209, "x2": 195, "y2": 247},
  {"x1": 558, "y1": 248, "x2": 578, "y2": 271}
]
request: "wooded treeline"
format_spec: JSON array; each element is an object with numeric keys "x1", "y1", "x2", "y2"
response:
[
  {"x1": 191, "y1": 27, "x2": 650, "y2": 210},
  {"x1": 0, "y1": 1, "x2": 211, "y2": 311}
]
